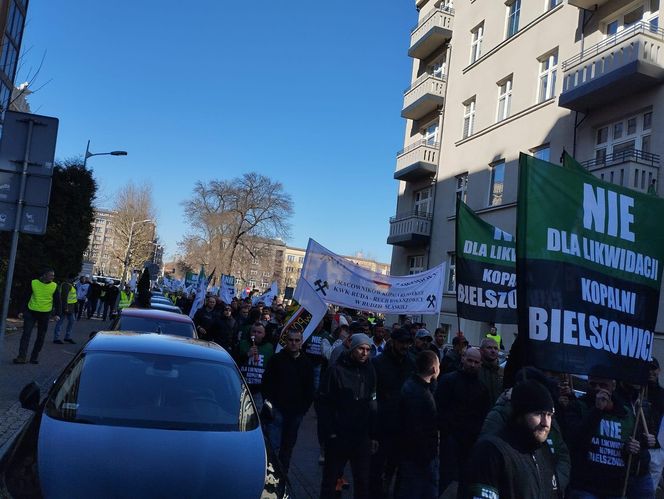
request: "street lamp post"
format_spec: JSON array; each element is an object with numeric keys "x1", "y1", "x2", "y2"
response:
[
  {"x1": 121, "y1": 218, "x2": 153, "y2": 285},
  {"x1": 83, "y1": 139, "x2": 127, "y2": 168}
]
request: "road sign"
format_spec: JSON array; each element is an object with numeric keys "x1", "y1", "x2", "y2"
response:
[
  {"x1": 0, "y1": 111, "x2": 59, "y2": 176},
  {"x1": 0, "y1": 202, "x2": 49, "y2": 234},
  {"x1": 0, "y1": 171, "x2": 52, "y2": 206}
]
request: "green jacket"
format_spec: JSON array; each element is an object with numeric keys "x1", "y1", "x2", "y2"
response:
[{"x1": 478, "y1": 360, "x2": 503, "y2": 404}]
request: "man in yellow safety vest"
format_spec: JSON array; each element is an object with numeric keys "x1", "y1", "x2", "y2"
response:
[
  {"x1": 14, "y1": 269, "x2": 60, "y2": 364},
  {"x1": 118, "y1": 285, "x2": 134, "y2": 310},
  {"x1": 53, "y1": 273, "x2": 78, "y2": 345},
  {"x1": 485, "y1": 324, "x2": 504, "y2": 351}
]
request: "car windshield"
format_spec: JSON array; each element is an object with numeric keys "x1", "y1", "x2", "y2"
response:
[
  {"x1": 116, "y1": 317, "x2": 194, "y2": 337},
  {"x1": 45, "y1": 351, "x2": 257, "y2": 432}
]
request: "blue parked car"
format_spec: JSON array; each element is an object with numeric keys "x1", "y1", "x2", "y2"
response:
[{"x1": 1, "y1": 332, "x2": 290, "y2": 498}]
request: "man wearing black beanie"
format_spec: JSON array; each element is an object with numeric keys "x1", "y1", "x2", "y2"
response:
[{"x1": 465, "y1": 380, "x2": 561, "y2": 498}]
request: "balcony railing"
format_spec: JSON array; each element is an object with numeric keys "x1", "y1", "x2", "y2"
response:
[
  {"x1": 409, "y1": 6, "x2": 454, "y2": 59},
  {"x1": 387, "y1": 211, "x2": 433, "y2": 246},
  {"x1": 394, "y1": 140, "x2": 439, "y2": 181},
  {"x1": 580, "y1": 149, "x2": 660, "y2": 170},
  {"x1": 560, "y1": 22, "x2": 664, "y2": 110},
  {"x1": 402, "y1": 74, "x2": 446, "y2": 120}
]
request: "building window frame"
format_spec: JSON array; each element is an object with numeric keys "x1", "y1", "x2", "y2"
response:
[
  {"x1": 496, "y1": 76, "x2": 513, "y2": 122},
  {"x1": 506, "y1": 0, "x2": 521, "y2": 38},
  {"x1": 537, "y1": 50, "x2": 558, "y2": 103},
  {"x1": 446, "y1": 253, "x2": 456, "y2": 292},
  {"x1": 488, "y1": 160, "x2": 506, "y2": 207},
  {"x1": 594, "y1": 111, "x2": 653, "y2": 164},
  {"x1": 463, "y1": 97, "x2": 476, "y2": 139},
  {"x1": 455, "y1": 173, "x2": 468, "y2": 204},
  {"x1": 408, "y1": 255, "x2": 425, "y2": 275},
  {"x1": 414, "y1": 187, "x2": 433, "y2": 216},
  {"x1": 531, "y1": 144, "x2": 551, "y2": 162},
  {"x1": 470, "y1": 22, "x2": 484, "y2": 64}
]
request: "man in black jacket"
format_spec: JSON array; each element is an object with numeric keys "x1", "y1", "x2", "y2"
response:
[
  {"x1": 466, "y1": 380, "x2": 561, "y2": 499},
  {"x1": 261, "y1": 330, "x2": 314, "y2": 473},
  {"x1": 396, "y1": 350, "x2": 440, "y2": 499},
  {"x1": 435, "y1": 347, "x2": 490, "y2": 496},
  {"x1": 370, "y1": 328, "x2": 415, "y2": 499},
  {"x1": 319, "y1": 333, "x2": 377, "y2": 499}
]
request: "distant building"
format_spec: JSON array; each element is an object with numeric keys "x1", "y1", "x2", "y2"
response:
[
  {"x1": 84, "y1": 209, "x2": 119, "y2": 277},
  {"x1": 83, "y1": 208, "x2": 159, "y2": 278}
]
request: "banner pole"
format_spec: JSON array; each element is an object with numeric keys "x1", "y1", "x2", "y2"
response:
[{"x1": 621, "y1": 388, "x2": 644, "y2": 498}]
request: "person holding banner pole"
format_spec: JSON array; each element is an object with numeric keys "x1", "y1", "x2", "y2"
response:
[
  {"x1": 646, "y1": 358, "x2": 664, "y2": 491},
  {"x1": 564, "y1": 373, "x2": 654, "y2": 498}
]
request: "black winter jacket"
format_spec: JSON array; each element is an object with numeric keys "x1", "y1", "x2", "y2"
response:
[
  {"x1": 319, "y1": 351, "x2": 377, "y2": 441},
  {"x1": 466, "y1": 422, "x2": 561, "y2": 499},
  {"x1": 399, "y1": 375, "x2": 438, "y2": 464},
  {"x1": 372, "y1": 344, "x2": 415, "y2": 435},
  {"x1": 435, "y1": 370, "x2": 490, "y2": 444},
  {"x1": 261, "y1": 351, "x2": 314, "y2": 416}
]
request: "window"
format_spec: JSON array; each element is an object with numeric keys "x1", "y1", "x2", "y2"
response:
[
  {"x1": 455, "y1": 174, "x2": 468, "y2": 203},
  {"x1": 605, "y1": 1, "x2": 658, "y2": 35},
  {"x1": 408, "y1": 255, "x2": 425, "y2": 275},
  {"x1": 423, "y1": 122, "x2": 439, "y2": 145},
  {"x1": 489, "y1": 161, "x2": 506, "y2": 206},
  {"x1": 428, "y1": 54, "x2": 447, "y2": 78},
  {"x1": 463, "y1": 98, "x2": 476, "y2": 139},
  {"x1": 506, "y1": 0, "x2": 521, "y2": 38},
  {"x1": 470, "y1": 23, "x2": 484, "y2": 63},
  {"x1": 538, "y1": 51, "x2": 558, "y2": 102},
  {"x1": 249, "y1": 280, "x2": 256, "y2": 288},
  {"x1": 414, "y1": 188, "x2": 432, "y2": 216},
  {"x1": 286, "y1": 266, "x2": 294, "y2": 273},
  {"x1": 532, "y1": 145, "x2": 551, "y2": 162},
  {"x1": 594, "y1": 111, "x2": 653, "y2": 163},
  {"x1": 249, "y1": 270, "x2": 257, "y2": 276},
  {"x1": 287, "y1": 255, "x2": 295, "y2": 262},
  {"x1": 446, "y1": 254, "x2": 456, "y2": 292},
  {"x1": 497, "y1": 78, "x2": 512, "y2": 122}
]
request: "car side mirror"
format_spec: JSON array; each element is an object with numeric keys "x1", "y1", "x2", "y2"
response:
[{"x1": 19, "y1": 382, "x2": 40, "y2": 411}]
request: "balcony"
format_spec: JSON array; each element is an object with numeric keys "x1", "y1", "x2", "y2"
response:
[
  {"x1": 567, "y1": 0, "x2": 611, "y2": 9},
  {"x1": 560, "y1": 22, "x2": 664, "y2": 111},
  {"x1": 401, "y1": 74, "x2": 446, "y2": 120},
  {"x1": 394, "y1": 140, "x2": 439, "y2": 181},
  {"x1": 387, "y1": 211, "x2": 432, "y2": 247},
  {"x1": 580, "y1": 149, "x2": 659, "y2": 194},
  {"x1": 409, "y1": 7, "x2": 454, "y2": 60}
]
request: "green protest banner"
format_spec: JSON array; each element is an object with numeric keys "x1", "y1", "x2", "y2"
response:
[
  {"x1": 455, "y1": 198, "x2": 517, "y2": 324},
  {"x1": 516, "y1": 153, "x2": 664, "y2": 383}
]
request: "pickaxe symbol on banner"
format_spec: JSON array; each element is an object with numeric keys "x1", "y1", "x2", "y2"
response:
[
  {"x1": 426, "y1": 294, "x2": 436, "y2": 308},
  {"x1": 315, "y1": 279, "x2": 329, "y2": 296}
]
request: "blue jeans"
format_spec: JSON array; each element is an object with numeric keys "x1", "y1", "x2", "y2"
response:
[
  {"x1": 396, "y1": 458, "x2": 439, "y2": 499},
  {"x1": 264, "y1": 406, "x2": 303, "y2": 473},
  {"x1": 54, "y1": 312, "x2": 75, "y2": 340},
  {"x1": 570, "y1": 474, "x2": 654, "y2": 499}
]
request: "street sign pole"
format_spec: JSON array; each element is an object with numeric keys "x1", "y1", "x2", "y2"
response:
[{"x1": 0, "y1": 118, "x2": 37, "y2": 354}]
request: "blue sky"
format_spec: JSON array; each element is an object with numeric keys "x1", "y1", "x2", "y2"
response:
[{"x1": 19, "y1": 0, "x2": 415, "y2": 264}]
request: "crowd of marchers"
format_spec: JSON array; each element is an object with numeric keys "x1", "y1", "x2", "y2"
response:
[
  {"x1": 10, "y1": 270, "x2": 664, "y2": 499},
  {"x1": 168, "y1": 291, "x2": 664, "y2": 499}
]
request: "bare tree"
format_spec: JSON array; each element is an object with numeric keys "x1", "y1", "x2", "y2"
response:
[
  {"x1": 110, "y1": 182, "x2": 158, "y2": 281},
  {"x1": 179, "y1": 173, "x2": 293, "y2": 277}
]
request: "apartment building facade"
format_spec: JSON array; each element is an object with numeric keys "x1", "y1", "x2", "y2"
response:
[
  {"x1": 0, "y1": 0, "x2": 27, "y2": 115},
  {"x1": 389, "y1": 0, "x2": 663, "y2": 347}
]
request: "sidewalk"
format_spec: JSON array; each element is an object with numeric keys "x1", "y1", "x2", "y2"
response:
[{"x1": 0, "y1": 316, "x2": 105, "y2": 452}]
